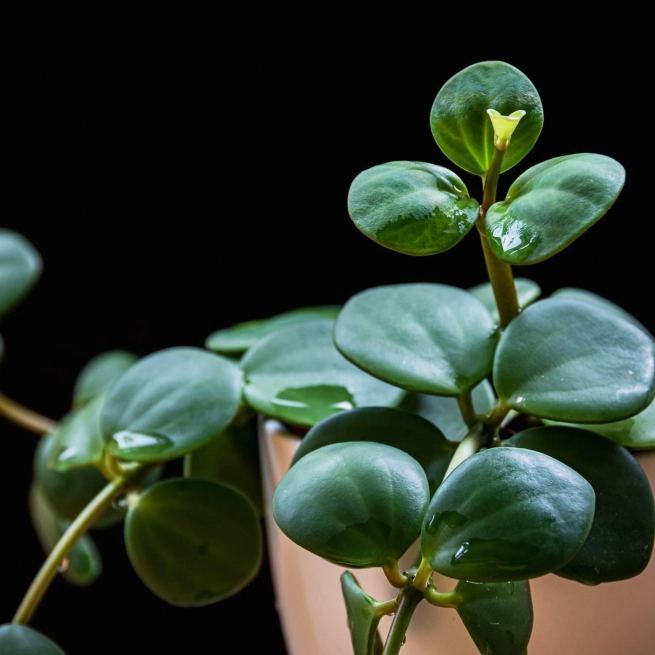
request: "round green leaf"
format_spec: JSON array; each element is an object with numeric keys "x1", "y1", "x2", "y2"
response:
[
  {"x1": 72, "y1": 349, "x2": 139, "y2": 408},
  {"x1": 125, "y1": 478, "x2": 263, "y2": 606},
  {"x1": 347, "y1": 161, "x2": 479, "y2": 256},
  {"x1": 551, "y1": 287, "x2": 650, "y2": 335},
  {"x1": 468, "y1": 278, "x2": 542, "y2": 325},
  {"x1": 505, "y1": 426, "x2": 655, "y2": 584},
  {"x1": 334, "y1": 284, "x2": 499, "y2": 396},
  {"x1": 241, "y1": 318, "x2": 405, "y2": 428},
  {"x1": 101, "y1": 347, "x2": 243, "y2": 462},
  {"x1": 400, "y1": 380, "x2": 496, "y2": 441},
  {"x1": 493, "y1": 298, "x2": 655, "y2": 423},
  {"x1": 421, "y1": 448, "x2": 595, "y2": 581},
  {"x1": 34, "y1": 433, "x2": 127, "y2": 529},
  {"x1": 485, "y1": 154, "x2": 625, "y2": 265},
  {"x1": 291, "y1": 406, "x2": 455, "y2": 497},
  {"x1": 341, "y1": 571, "x2": 384, "y2": 655},
  {"x1": 273, "y1": 441, "x2": 430, "y2": 567},
  {"x1": 46, "y1": 393, "x2": 107, "y2": 472},
  {"x1": 205, "y1": 305, "x2": 341, "y2": 355},
  {"x1": 454, "y1": 580, "x2": 533, "y2": 655},
  {"x1": 183, "y1": 417, "x2": 263, "y2": 516},
  {"x1": 0, "y1": 625, "x2": 66, "y2": 655},
  {"x1": 0, "y1": 229, "x2": 42, "y2": 318},
  {"x1": 430, "y1": 61, "x2": 543, "y2": 176},
  {"x1": 29, "y1": 482, "x2": 102, "y2": 587}
]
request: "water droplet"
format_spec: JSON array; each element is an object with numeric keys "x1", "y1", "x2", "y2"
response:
[
  {"x1": 112, "y1": 430, "x2": 173, "y2": 455},
  {"x1": 490, "y1": 219, "x2": 539, "y2": 261},
  {"x1": 112, "y1": 492, "x2": 128, "y2": 510},
  {"x1": 450, "y1": 538, "x2": 540, "y2": 571},
  {"x1": 56, "y1": 446, "x2": 78, "y2": 463},
  {"x1": 272, "y1": 385, "x2": 356, "y2": 424},
  {"x1": 506, "y1": 581, "x2": 515, "y2": 595},
  {"x1": 58, "y1": 558, "x2": 69, "y2": 573},
  {"x1": 515, "y1": 396, "x2": 524, "y2": 404}
]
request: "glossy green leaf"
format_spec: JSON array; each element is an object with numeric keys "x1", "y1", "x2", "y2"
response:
[
  {"x1": 347, "y1": 161, "x2": 479, "y2": 256},
  {"x1": 101, "y1": 347, "x2": 243, "y2": 462},
  {"x1": 486, "y1": 154, "x2": 625, "y2": 265},
  {"x1": 505, "y1": 426, "x2": 655, "y2": 584},
  {"x1": 421, "y1": 448, "x2": 595, "y2": 581},
  {"x1": 0, "y1": 229, "x2": 42, "y2": 318},
  {"x1": 29, "y1": 482, "x2": 102, "y2": 587},
  {"x1": 241, "y1": 318, "x2": 405, "y2": 428},
  {"x1": 551, "y1": 287, "x2": 650, "y2": 335},
  {"x1": 291, "y1": 407, "x2": 455, "y2": 497},
  {"x1": 183, "y1": 417, "x2": 263, "y2": 516},
  {"x1": 0, "y1": 624, "x2": 66, "y2": 655},
  {"x1": 544, "y1": 396, "x2": 655, "y2": 450},
  {"x1": 493, "y1": 298, "x2": 655, "y2": 423},
  {"x1": 46, "y1": 393, "x2": 107, "y2": 472},
  {"x1": 273, "y1": 441, "x2": 430, "y2": 567},
  {"x1": 125, "y1": 478, "x2": 263, "y2": 606},
  {"x1": 341, "y1": 571, "x2": 384, "y2": 655},
  {"x1": 430, "y1": 61, "x2": 543, "y2": 176},
  {"x1": 334, "y1": 284, "x2": 499, "y2": 396},
  {"x1": 454, "y1": 579, "x2": 532, "y2": 655},
  {"x1": 468, "y1": 278, "x2": 541, "y2": 325},
  {"x1": 205, "y1": 305, "x2": 341, "y2": 355},
  {"x1": 34, "y1": 434, "x2": 127, "y2": 529},
  {"x1": 400, "y1": 380, "x2": 496, "y2": 441},
  {"x1": 72, "y1": 349, "x2": 138, "y2": 408}
]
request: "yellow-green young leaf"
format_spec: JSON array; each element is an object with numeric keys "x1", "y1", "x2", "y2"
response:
[
  {"x1": 341, "y1": 572, "x2": 384, "y2": 655},
  {"x1": 241, "y1": 318, "x2": 405, "y2": 429},
  {"x1": 493, "y1": 298, "x2": 655, "y2": 423},
  {"x1": 485, "y1": 154, "x2": 625, "y2": 264},
  {"x1": 0, "y1": 625, "x2": 66, "y2": 655},
  {"x1": 0, "y1": 229, "x2": 42, "y2": 318},
  {"x1": 430, "y1": 61, "x2": 543, "y2": 176},
  {"x1": 421, "y1": 448, "x2": 595, "y2": 581},
  {"x1": 72, "y1": 350, "x2": 138, "y2": 408},
  {"x1": 468, "y1": 278, "x2": 542, "y2": 325},
  {"x1": 273, "y1": 442, "x2": 430, "y2": 568},
  {"x1": 125, "y1": 478, "x2": 263, "y2": 606},
  {"x1": 454, "y1": 580, "x2": 533, "y2": 655},
  {"x1": 347, "y1": 162, "x2": 479, "y2": 256},
  {"x1": 334, "y1": 284, "x2": 499, "y2": 396},
  {"x1": 505, "y1": 426, "x2": 655, "y2": 585}
]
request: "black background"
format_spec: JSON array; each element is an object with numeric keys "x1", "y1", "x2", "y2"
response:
[{"x1": 1, "y1": 13, "x2": 649, "y2": 655}]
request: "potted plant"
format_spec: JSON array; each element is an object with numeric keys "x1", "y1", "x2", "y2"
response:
[{"x1": 1, "y1": 57, "x2": 653, "y2": 655}]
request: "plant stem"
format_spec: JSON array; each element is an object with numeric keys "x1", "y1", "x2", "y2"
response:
[
  {"x1": 477, "y1": 146, "x2": 521, "y2": 328},
  {"x1": 381, "y1": 587, "x2": 423, "y2": 655},
  {"x1": 0, "y1": 392, "x2": 57, "y2": 435},
  {"x1": 456, "y1": 389, "x2": 476, "y2": 427},
  {"x1": 383, "y1": 561, "x2": 408, "y2": 588},
  {"x1": 443, "y1": 425, "x2": 486, "y2": 480},
  {"x1": 13, "y1": 477, "x2": 125, "y2": 625}
]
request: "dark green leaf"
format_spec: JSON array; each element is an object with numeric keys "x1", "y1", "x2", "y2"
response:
[
  {"x1": 469, "y1": 278, "x2": 541, "y2": 325},
  {"x1": 273, "y1": 441, "x2": 430, "y2": 567},
  {"x1": 421, "y1": 448, "x2": 595, "y2": 581},
  {"x1": 0, "y1": 229, "x2": 42, "y2": 318},
  {"x1": 0, "y1": 625, "x2": 66, "y2": 654},
  {"x1": 341, "y1": 571, "x2": 384, "y2": 655},
  {"x1": 241, "y1": 318, "x2": 405, "y2": 428},
  {"x1": 183, "y1": 417, "x2": 263, "y2": 516},
  {"x1": 347, "y1": 161, "x2": 479, "y2": 256},
  {"x1": 205, "y1": 305, "x2": 341, "y2": 355},
  {"x1": 485, "y1": 154, "x2": 625, "y2": 264},
  {"x1": 400, "y1": 380, "x2": 496, "y2": 441},
  {"x1": 454, "y1": 579, "x2": 533, "y2": 655},
  {"x1": 505, "y1": 426, "x2": 655, "y2": 584},
  {"x1": 334, "y1": 284, "x2": 499, "y2": 396},
  {"x1": 101, "y1": 347, "x2": 243, "y2": 462},
  {"x1": 493, "y1": 298, "x2": 655, "y2": 423},
  {"x1": 125, "y1": 478, "x2": 263, "y2": 606},
  {"x1": 430, "y1": 61, "x2": 543, "y2": 176},
  {"x1": 291, "y1": 407, "x2": 455, "y2": 497},
  {"x1": 72, "y1": 350, "x2": 138, "y2": 408},
  {"x1": 29, "y1": 482, "x2": 102, "y2": 587}
]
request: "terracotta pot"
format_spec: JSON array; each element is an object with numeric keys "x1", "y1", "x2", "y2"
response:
[{"x1": 259, "y1": 417, "x2": 655, "y2": 655}]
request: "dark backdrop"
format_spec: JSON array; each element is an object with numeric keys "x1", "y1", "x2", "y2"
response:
[{"x1": 2, "y1": 16, "x2": 648, "y2": 655}]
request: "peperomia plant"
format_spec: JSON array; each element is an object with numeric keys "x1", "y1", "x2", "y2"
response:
[{"x1": 1, "y1": 59, "x2": 654, "y2": 655}]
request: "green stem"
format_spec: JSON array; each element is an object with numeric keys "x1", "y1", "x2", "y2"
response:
[
  {"x1": 0, "y1": 392, "x2": 57, "y2": 435},
  {"x1": 443, "y1": 424, "x2": 486, "y2": 480},
  {"x1": 477, "y1": 146, "x2": 521, "y2": 328},
  {"x1": 381, "y1": 587, "x2": 423, "y2": 655},
  {"x1": 457, "y1": 389, "x2": 476, "y2": 427},
  {"x1": 424, "y1": 586, "x2": 458, "y2": 609},
  {"x1": 13, "y1": 477, "x2": 126, "y2": 625},
  {"x1": 383, "y1": 561, "x2": 408, "y2": 588}
]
